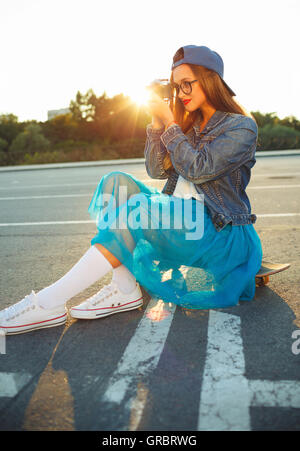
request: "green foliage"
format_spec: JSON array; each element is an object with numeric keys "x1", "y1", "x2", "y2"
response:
[
  {"x1": 251, "y1": 111, "x2": 300, "y2": 132},
  {"x1": 23, "y1": 151, "x2": 61, "y2": 165},
  {"x1": 280, "y1": 116, "x2": 300, "y2": 132},
  {"x1": 257, "y1": 123, "x2": 300, "y2": 150},
  {"x1": 0, "y1": 137, "x2": 8, "y2": 152},
  {"x1": 9, "y1": 124, "x2": 50, "y2": 154},
  {"x1": 67, "y1": 90, "x2": 151, "y2": 141},
  {"x1": 1, "y1": 92, "x2": 299, "y2": 166},
  {"x1": 0, "y1": 114, "x2": 24, "y2": 146},
  {"x1": 42, "y1": 113, "x2": 79, "y2": 144},
  {"x1": 251, "y1": 111, "x2": 279, "y2": 128},
  {"x1": 0, "y1": 138, "x2": 9, "y2": 164},
  {"x1": 18, "y1": 137, "x2": 145, "y2": 165}
]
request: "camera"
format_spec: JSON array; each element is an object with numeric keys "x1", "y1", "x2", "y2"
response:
[{"x1": 147, "y1": 79, "x2": 172, "y2": 101}]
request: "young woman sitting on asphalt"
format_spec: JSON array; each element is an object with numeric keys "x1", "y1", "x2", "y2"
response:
[{"x1": 0, "y1": 45, "x2": 263, "y2": 334}]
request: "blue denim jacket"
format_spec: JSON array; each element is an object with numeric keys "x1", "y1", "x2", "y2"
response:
[{"x1": 144, "y1": 110, "x2": 258, "y2": 232}]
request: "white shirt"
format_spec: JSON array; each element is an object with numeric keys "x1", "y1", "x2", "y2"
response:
[{"x1": 172, "y1": 175, "x2": 203, "y2": 201}]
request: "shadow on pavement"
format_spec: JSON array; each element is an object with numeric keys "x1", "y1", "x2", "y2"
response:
[{"x1": 0, "y1": 286, "x2": 299, "y2": 431}]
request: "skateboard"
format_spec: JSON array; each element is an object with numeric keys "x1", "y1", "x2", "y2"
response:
[{"x1": 255, "y1": 261, "x2": 291, "y2": 287}]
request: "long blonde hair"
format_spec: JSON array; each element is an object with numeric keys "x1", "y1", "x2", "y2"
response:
[{"x1": 163, "y1": 63, "x2": 255, "y2": 171}]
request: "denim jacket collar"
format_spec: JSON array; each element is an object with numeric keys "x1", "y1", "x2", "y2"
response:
[{"x1": 192, "y1": 110, "x2": 229, "y2": 136}]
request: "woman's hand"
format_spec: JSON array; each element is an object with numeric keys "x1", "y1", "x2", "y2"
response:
[{"x1": 147, "y1": 92, "x2": 174, "y2": 127}]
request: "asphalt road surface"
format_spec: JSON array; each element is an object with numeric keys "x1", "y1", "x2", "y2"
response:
[{"x1": 0, "y1": 155, "x2": 299, "y2": 431}]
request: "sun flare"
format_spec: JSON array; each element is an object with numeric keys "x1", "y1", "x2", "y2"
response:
[{"x1": 125, "y1": 86, "x2": 151, "y2": 107}]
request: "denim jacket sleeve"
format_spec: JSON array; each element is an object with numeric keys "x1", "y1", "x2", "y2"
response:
[
  {"x1": 144, "y1": 124, "x2": 169, "y2": 179},
  {"x1": 160, "y1": 117, "x2": 258, "y2": 184}
]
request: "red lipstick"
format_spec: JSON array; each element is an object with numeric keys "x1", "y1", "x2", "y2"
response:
[{"x1": 183, "y1": 99, "x2": 191, "y2": 105}]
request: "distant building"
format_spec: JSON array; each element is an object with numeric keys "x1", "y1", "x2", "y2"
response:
[{"x1": 47, "y1": 108, "x2": 71, "y2": 120}]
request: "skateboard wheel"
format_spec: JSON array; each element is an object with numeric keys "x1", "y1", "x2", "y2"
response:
[{"x1": 255, "y1": 275, "x2": 269, "y2": 287}]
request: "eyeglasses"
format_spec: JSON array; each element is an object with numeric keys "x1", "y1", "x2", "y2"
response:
[{"x1": 171, "y1": 79, "x2": 199, "y2": 95}]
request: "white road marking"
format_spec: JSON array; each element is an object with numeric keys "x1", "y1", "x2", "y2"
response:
[
  {"x1": 101, "y1": 299, "x2": 176, "y2": 427},
  {"x1": 257, "y1": 213, "x2": 300, "y2": 217},
  {"x1": 253, "y1": 172, "x2": 300, "y2": 178},
  {"x1": 0, "y1": 182, "x2": 98, "y2": 191},
  {"x1": 141, "y1": 174, "x2": 300, "y2": 181},
  {"x1": 0, "y1": 372, "x2": 32, "y2": 397},
  {"x1": 249, "y1": 380, "x2": 300, "y2": 408},
  {"x1": 1, "y1": 310, "x2": 299, "y2": 429},
  {"x1": 0, "y1": 194, "x2": 91, "y2": 200},
  {"x1": 198, "y1": 311, "x2": 251, "y2": 431},
  {"x1": 0, "y1": 220, "x2": 94, "y2": 226},
  {"x1": 198, "y1": 310, "x2": 300, "y2": 431},
  {"x1": 0, "y1": 172, "x2": 299, "y2": 191},
  {"x1": 128, "y1": 382, "x2": 149, "y2": 431},
  {"x1": 0, "y1": 182, "x2": 299, "y2": 202},
  {"x1": 140, "y1": 180, "x2": 300, "y2": 189},
  {"x1": 0, "y1": 212, "x2": 300, "y2": 227},
  {"x1": 248, "y1": 184, "x2": 300, "y2": 190}
]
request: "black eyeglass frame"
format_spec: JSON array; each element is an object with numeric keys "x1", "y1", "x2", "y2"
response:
[{"x1": 171, "y1": 79, "x2": 199, "y2": 95}]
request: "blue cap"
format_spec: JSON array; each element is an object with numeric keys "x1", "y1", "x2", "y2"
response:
[{"x1": 171, "y1": 45, "x2": 236, "y2": 96}]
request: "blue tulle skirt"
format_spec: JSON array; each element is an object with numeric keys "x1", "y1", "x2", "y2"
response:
[{"x1": 88, "y1": 171, "x2": 263, "y2": 309}]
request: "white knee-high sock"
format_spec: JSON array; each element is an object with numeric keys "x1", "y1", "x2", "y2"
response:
[
  {"x1": 37, "y1": 245, "x2": 113, "y2": 309},
  {"x1": 112, "y1": 264, "x2": 137, "y2": 294}
]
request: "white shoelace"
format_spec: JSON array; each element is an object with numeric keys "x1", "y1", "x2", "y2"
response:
[
  {"x1": 88, "y1": 283, "x2": 118, "y2": 306},
  {"x1": 2, "y1": 290, "x2": 36, "y2": 320}
]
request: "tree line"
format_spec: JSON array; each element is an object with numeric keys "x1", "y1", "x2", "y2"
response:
[{"x1": 0, "y1": 89, "x2": 299, "y2": 166}]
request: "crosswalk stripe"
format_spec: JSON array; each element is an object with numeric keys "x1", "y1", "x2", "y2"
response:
[
  {"x1": 100, "y1": 299, "x2": 176, "y2": 429},
  {"x1": 1, "y1": 312, "x2": 299, "y2": 429},
  {"x1": 198, "y1": 311, "x2": 251, "y2": 431},
  {"x1": 0, "y1": 372, "x2": 32, "y2": 398},
  {"x1": 198, "y1": 310, "x2": 300, "y2": 431},
  {"x1": 249, "y1": 380, "x2": 300, "y2": 408}
]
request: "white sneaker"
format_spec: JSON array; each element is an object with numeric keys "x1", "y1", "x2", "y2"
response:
[
  {"x1": 0, "y1": 290, "x2": 67, "y2": 335},
  {"x1": 70, "y1": 282, "x2": 143, "y2": 320}
]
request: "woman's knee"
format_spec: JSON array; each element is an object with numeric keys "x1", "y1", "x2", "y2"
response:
[
  {"x1": 104, "y1": 171, "x2": 131, "y2": 184},
  {"x1": 102, "y1": 171, "x2": 129, "y2": 188},
  {"x1": 102, "y1": 171, "x2": 139, "y2": 199}
]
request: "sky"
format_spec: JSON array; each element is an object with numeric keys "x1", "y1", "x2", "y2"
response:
[{"x1": 0, "y1": 0, "x2": 299, "y2": 122}]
